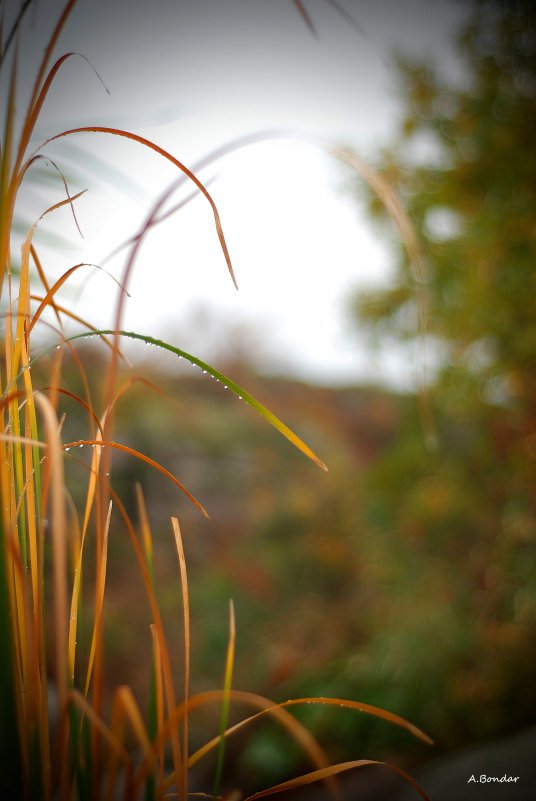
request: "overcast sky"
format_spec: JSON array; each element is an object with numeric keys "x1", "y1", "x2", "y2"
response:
[{"x1": 10, "y1": 0, "x2": 469, "y2": 386}]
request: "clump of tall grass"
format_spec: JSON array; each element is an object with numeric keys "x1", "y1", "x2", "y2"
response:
[{"x1": 0, "y1": 2, "x2": 432, "y2": 798}]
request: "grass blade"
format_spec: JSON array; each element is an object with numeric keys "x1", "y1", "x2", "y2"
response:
[
  {"x1": 63, "y1": 438, "x2": 209, "y2": 518},
  {"x1": 244, "y1": 760, "x2": 431, "y2": 801},
  {"x1": 23, "y1": 126, "x2": 238, "y2": 290},
  {"x1": 45, "y1": 330, "x2": 328, "y2": 471},
  {"x1": 171, "y1": 517, "x2": 190, "y2": 800}
]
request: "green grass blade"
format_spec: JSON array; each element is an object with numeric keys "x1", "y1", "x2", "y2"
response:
[
  {"x1": 46, "y1": 330, "x2": 328, "y2": 471},
  {"x1": 213, "y1": 600, "x2": 235, "y2": 798}
]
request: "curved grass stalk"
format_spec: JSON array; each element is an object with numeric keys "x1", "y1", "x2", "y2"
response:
[
  {"x1": 245, "y1": 759, "x2": 431, "y2": 801},
  {"x1": 21, "y1": 126, "x2": 238, "y2": 291},
  {"x1": 53, "y1": 330, "x2": 328, "y2": 471},
  {"x1": 182, "y1": 695, "x2": 432, "y2": 776}
]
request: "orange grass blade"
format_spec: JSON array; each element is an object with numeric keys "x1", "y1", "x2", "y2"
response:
[
  {"x1": 23, "y1": 126, "x2": 238, "y2": 289},
  {"x1": 143, "y1": 689, "x2": 334, "y2": 797},
  {"x1": 136, "y1": 484, "x2": 154, "y2": 584},
  {"x1": 154, "y1": 691, "x2": 431, "y2": 793},
  {"x1": 114, "y1": 686, "x2": 153, "y2": 762},
  {"x1": 29, "y1": 294, "x2": 126, "y2": 359},
  {"x1": 244, "y1": 760, "x2": 431, "y2": 801},
  {"x1": 270, "y1": 697, "x2": 433, "y2": 745},
  {"x1": 68, "y1": 689, "x2": 130, "y2": 765},
  {"x1": 58, "y1": 331, "x2": 328, "y2": 471}
]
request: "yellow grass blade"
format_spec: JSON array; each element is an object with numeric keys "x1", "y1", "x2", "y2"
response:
[
  {"x1": 26, "y1": 126, "x2": 238, "y2": 289},
  {"x1": 171, "y1": 516, "x2": 190, "y2": 799},
  {"x1": 213, "y1": 600, "x2": 236, "y2": 797}
]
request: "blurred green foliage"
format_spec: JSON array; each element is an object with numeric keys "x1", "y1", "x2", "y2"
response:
[{"x1": 344, "y1": 0, "x2": 536, "y2": 753}]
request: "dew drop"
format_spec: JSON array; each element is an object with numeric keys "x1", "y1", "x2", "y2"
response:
[
  {"x1": 79, "y1": 444, "x2": 84, "y2": 449},
  {"x1": 202, "y1": 370, "x2": 207, "y2": 374},
  {"x1": 238, "y1": 395, "x2": 243, "y2": 400},
  {"x1": 224, "y1": 385, "x2": 228, "y2": 390},
  {"x1": 65, "y1": 447, "x2": 70, "y2": 452}
]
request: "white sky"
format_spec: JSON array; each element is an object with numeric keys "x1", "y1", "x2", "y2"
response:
[{"x1": 12, "y1": 0, "x2": 468, "y2": 387}]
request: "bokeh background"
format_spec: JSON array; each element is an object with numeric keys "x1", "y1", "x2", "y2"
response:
[{"x1": 8, "y1": 0, "x2": 536, "y2": 796}]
